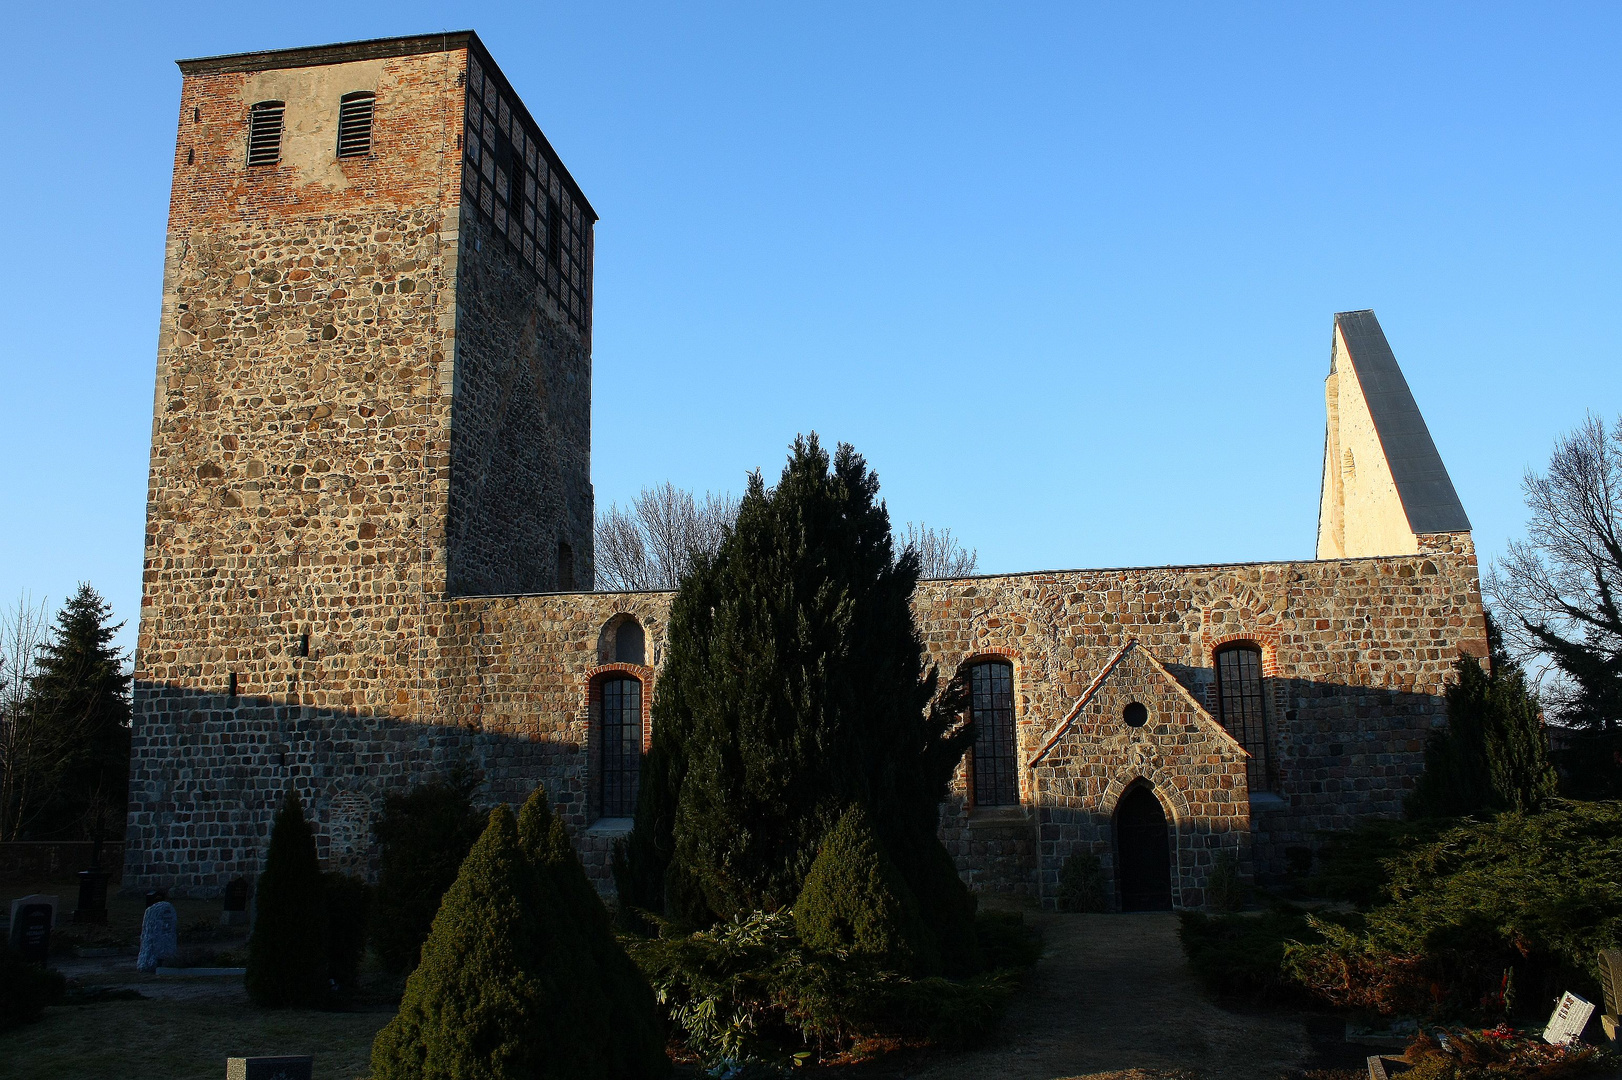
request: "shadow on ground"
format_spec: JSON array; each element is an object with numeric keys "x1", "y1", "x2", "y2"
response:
[{"x1": 889, "y1": 911, "x2": 1365, "y2": 1080}]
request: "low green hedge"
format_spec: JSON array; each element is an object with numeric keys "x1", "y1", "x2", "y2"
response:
[{"x1": 1178, "y1": 904, "x2": 1341, "y2": 1002}]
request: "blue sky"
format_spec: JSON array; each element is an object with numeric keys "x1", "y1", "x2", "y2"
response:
[{"x1": 1, "y1": 3, "x2": 1619, "y2": 655}]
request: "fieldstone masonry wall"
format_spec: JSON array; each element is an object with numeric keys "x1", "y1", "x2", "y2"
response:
[
  {"x1": 446, "y1": 208, "x2": 594, "y2": 596},
  {"x1": 1028, "y1": 641, "x2": 1251, "y2": 910}
]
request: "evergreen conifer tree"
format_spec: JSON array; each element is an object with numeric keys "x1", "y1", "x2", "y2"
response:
[
  {"x1": 246, "y1": 791, "x2": 330, "y2": 1007},
  {"x1": 794, "y1": 803, "x2": 937, "y2": 973},
  {"x1": 617, "y1": 435, "x2": 980, "y2": 971},
  {"x1": 1408, "y1": 618, "x2": 1559, "y2": 818},
  {"x1": 24, "y1": 584, "x2": 129, "y2": 839},
  {"x1": 371, "y1": 805, "x2": 614, "y2": 1080},
  {"x1": 373, "y1": 773, "x2": 485, "y2": 976},
  {"x1": 517, "y1": 788, "x2": 667, "y2": 1078}
]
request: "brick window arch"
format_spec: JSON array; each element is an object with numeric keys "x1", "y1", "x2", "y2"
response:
[
  {"x1": 968, "y1": 659, "x2": 1018, "y2": 807},
  {"x1": 1214, "y1": 642, "x2": 1271, "y2": 792},
  {"x1": 596, "y1": 674, "x2": 643, "y2": 818}
]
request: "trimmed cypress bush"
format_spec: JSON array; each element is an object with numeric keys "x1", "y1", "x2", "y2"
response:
[
  {"x1": 372, "y1": 774, "x2": 484, "y2": 977},
  {"x1": 371, "y1": 805, "x2": 614, "y2": 1080},
  {"x1": 322, "y1": 871, "x2": 371, "y2": 991},
  {"x1": 794, "y1": 804, "x2": 938, "y2": 974},
  {"x1": 1407, "y1": 633, "x2": 1557, "y2": 819},
  {"x1": 517, "y1": 787, "x2": 668, "y2": 1078},
  {"x1": 247, "y1": 791, "x2": 330, "y2": 1008}
]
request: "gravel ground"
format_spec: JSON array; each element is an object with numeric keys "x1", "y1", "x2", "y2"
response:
[{"x1": 897, "y1": 911, "x2": 1363, "y2": 1080}]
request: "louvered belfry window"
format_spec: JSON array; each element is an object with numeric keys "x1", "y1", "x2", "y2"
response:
[
  {"x1": 337, "y1": 91, "x2": 375, "y2": 158},
  {"x1": 970, "y1": 660, "x2": 1019, "y2": 807},
  {"x1": 1216, "y1": 645, "x2": 1272, "y2": 792},
  {"x1": 247, "y1": 101, "x2": 284, "y2": 167}
]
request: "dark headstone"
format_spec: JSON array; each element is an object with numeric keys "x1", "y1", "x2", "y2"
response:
[
  {"x1": 145, "y1": 889, "x2": 168, "y2": 909},
  {"x1": 73, "y1": 870, "x2": 110, "y2": 925},
  {"x1": 225, "y1": 1056, "x2": 313, "y2": 1080},
  {"x1": 8, "y1": 897, "x2": 56, "y2": 962}
]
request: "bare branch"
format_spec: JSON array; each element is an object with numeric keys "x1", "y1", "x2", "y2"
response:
[
  {"x1": 1485, "y1": 413, "x2": 1622, "y2": 726},
  {"x1": 594, "y1": 484, "x2": 740, "y2": 591},
  {"x1": 899, "y1": 522, "x2": 979, "y2": 580}
]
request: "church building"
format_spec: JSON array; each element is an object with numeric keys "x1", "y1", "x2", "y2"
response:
[{"x1": 127, "y1": 32, "x2": 1486, "y2": 910}]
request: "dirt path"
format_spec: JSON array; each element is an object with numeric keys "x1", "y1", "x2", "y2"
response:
[{"x1": 904, "y1": 912, "x2": 1348, "y2": 1080}]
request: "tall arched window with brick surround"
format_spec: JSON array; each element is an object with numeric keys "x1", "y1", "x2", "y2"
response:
[
  {"x1": 598, "y1": 675, "x2": 643, "y2": 818},
  {"x1": 969, "y1": 660, "x2": 1018, "y2": 807},
  {"x1": 1215, "y1": 644, "x2": 1272, "y2": 792}
]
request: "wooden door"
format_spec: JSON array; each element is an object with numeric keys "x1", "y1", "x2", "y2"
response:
[{"x1": 1115, "y1": 785, "x2": 1173, "y2": 911}]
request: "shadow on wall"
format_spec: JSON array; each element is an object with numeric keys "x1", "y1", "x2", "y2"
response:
[
  {"x1": 948, "y1": 671, "x2": 1448, "y2": 909},
  {"x1": 123, "y1": 683, "x2": 594, "y2": 898}
]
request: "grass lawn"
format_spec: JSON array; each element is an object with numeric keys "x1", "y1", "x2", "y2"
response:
[{"x1": 0, "y1": 998, "x2": 390, "y2": 1080}]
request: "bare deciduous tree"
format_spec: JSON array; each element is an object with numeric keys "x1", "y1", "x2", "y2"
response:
[
  {"x1": 0, "y1": 594, "x2": 55, "y2": 841},
  {"x1": 595, "y1": 483, "x2": 741, "y2": 591},
  {"x1": 899, "y1": 522, "x2": 979, "y2": 580},
  {"x1": 596, "y1": 484, "x2": 981, "y2": 589},
  {"x1": 1486, "y1": 413, "x2": 1622, "y2": 735}
]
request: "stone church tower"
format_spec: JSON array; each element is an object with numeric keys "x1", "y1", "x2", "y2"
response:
[
  {"x1": 128, "y1": 30, "x2": 1486, "y2": 910},
  {"x1": 131, "y1": 33, "x2": 596, "y2": 887}
]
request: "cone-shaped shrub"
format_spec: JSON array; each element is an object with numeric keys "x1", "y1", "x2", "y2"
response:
[
  {"x1": 247, "y1": 791, "x2": 330, "y2": 1007},
  {"x1": 794, "y1": 804, "x2": 939, "y2": 974},
  {"x1": 517, "y1": 788, "x2": 668, "y2": 1078},
  {"x1": 371, "y1": 805, "x2": 615, "y2": 1080}
]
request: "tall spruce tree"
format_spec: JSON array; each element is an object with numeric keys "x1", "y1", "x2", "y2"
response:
[
  {"x1": 24, "y1": 584, "x2": 129, "y2": 840},
  {"x1": 616, "y1": 435, "x2": 979, "y2": 969},
  {"x1": 1408, "y1": 616, "x2": 1559, "y2": 818}
]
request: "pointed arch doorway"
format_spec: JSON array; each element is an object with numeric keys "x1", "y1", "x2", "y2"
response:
[{"x1": 1115, "y1": 784, "x2": 1173, "y2": 911}]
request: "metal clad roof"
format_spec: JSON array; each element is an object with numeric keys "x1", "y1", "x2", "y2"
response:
[{"x1": 1334, "y1": 309, "x2": 1471, "y2": 535}]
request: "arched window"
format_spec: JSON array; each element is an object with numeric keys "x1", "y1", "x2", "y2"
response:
[
  {"x1": 247, "y1": 101, "x2": 284, "y2": 167},
  {"x1": 337, "y1": 91, "x2": 375, "y2": 158},
  {"x1": 969, "y1": 660, "x2": 1018, "y2": 807},
  {"x1": 598, "y1": 676, "x2": 642, "y2": 818},
  {"x1": 614, "y1": 619, "x2": 645, "y2": 665},
  {"x1": 557, "y1": 541, "x2": 575, "y2": 590},
  {"x1": 1215, "y1": 644, "x2": 1271, "y2": 791}
]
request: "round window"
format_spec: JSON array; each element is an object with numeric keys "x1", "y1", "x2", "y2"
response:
[{"x1": 1122, "y1": 701, "x2": 1148, "y2": 728}]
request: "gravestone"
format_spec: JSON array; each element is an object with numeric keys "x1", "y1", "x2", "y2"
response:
[
  {"x1": 225, "y1": 1056, "x2": 313, "y2": 1080},
  {"x1": 8, "y1": 895, "x2": 58, "y2": 963},
  {"x1": 221, "y1": 877, "x2": 250, "y2": 926},
  {"x1": 1543, "y1": 990, "x2": 1595, "y2": 1045},
  {"x1": 137, "y1": 900, "x2": 179, "y2": 972},
  {"x1": 73, "y1": 869, "x2": 110, "y2": 924}
]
